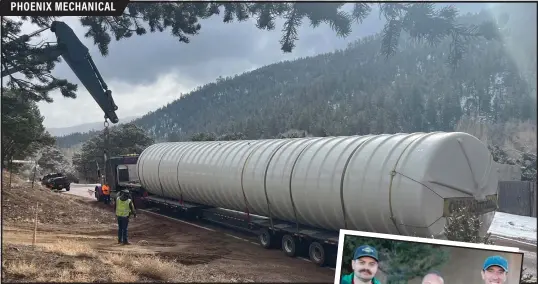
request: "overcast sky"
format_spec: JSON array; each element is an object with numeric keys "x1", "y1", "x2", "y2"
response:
[{"x1": 15, "y1": 3, "x2": 493, "y2": 129}]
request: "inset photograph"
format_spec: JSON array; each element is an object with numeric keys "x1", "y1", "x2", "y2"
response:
[{"x1": 335, "y1": 230, "x2": 523, "y2": 284}]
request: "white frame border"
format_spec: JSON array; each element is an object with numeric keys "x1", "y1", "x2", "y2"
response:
[{"x1": 334, "y1": 229, "x2": 521, "y2": 284}]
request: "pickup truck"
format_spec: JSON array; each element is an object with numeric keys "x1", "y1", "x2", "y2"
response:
[
  {"x1": 41, "y1": 173, "x2": 64, "y2": 185},
  {"x1": 44, "y1": 176, "x2": 71, "y2": 191}
]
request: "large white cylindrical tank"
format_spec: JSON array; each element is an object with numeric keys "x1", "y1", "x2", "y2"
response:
[{"x1": 137, "y1": 132, "x2": 499, "y2": 238}]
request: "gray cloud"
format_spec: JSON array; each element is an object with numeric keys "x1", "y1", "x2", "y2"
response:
[
  {"x1": 41, "y1": 3, "x2": 490, "y2": 87},
  {"x1": 15, "y1": 3, "x2": 490, "y2": 129},
  {"x1": 42, "y1": 8, "x2": 386, "y2": 86}
]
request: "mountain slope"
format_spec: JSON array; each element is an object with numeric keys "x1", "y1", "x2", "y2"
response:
[
  {"x1": 56, "y1": 4, "x2": 536, "y2": 148},
  {"x1": 48, "y1": 115, "x2": 139, "y2": 137},
  {"x1": 133, "y1": 6, "x2": 535, "y2": 141}
]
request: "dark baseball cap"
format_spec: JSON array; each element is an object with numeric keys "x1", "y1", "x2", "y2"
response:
[
  {"x1": 483, "y1": 255, "x2": 508, "y2": 272},
  {"x1": 353, "y1": 245, "x2": 378, "y2": 262}
]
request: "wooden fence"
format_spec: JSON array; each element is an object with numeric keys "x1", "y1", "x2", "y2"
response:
[{"x1": 497, "y1": 181, "x2": 537, "y2": 217}]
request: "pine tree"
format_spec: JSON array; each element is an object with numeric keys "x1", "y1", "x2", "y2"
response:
[
  {"x1": 72, "y1": 123, "x2": 153, "y2": 181},
  {"x1": 444, "y1": 205, "x2": 493, "y2": 244},
  {"x1": 1, "y1": 89, "x2": 55, "y2": 167}
]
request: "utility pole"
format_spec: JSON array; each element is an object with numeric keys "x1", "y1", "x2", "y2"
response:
[{"x1": 31, "y1": 162, "x2": 38, "y2": 189}]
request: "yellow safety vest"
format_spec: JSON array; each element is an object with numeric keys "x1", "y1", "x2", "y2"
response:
[{"x1": 116, "y1": 198, "x2": 131, "y2": 217}]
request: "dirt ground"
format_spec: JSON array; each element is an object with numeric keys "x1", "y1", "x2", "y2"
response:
[{"x1": 1, "y1": 172, "x2": 334, "y2": 283}]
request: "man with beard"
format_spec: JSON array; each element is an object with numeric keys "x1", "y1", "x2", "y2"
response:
[
  {"x1": 481, "y1": 255, "x2": 508, "y2": 284},
  {"x1": 421, "y1": 271, "x2": 444, "y2": 284},
  {"x1": 341, "y1": 245, "x2": 382, "y2": 284}
]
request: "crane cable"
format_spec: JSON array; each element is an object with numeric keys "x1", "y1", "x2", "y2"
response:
[{"x1": 103, "y1": 118, "x2": 110, "y2": 185}]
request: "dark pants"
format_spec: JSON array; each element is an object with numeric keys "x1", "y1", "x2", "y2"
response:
[
  {"x1": 117, "y1": 216, "x2": 129, "y2": 244},
  {"x1": 103, "y1": 195, "x2": 110, "y2": 204}
]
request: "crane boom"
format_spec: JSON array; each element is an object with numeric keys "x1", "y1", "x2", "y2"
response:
[{"x1": 2, "y1": 21, "x2": 119, "y2": 124}]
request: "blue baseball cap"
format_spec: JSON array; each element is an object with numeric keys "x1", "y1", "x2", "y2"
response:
[
  {"x1": 483, "y1": 255, "x2": 508, "y2": 272},
  {"x1": 353, "y1": 245, "x2": 378, "y2": 262}
]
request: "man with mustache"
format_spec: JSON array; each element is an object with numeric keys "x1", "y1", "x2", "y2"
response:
[
  {"x1": 421, "y1": 271, "x2": 444, "y2": 284},
  {"x1": 481, "y1": 255, "x2": 509, "y2": 284},
  {"x1": 341, "y1": 245, "x2": 382, "y2": 284}
]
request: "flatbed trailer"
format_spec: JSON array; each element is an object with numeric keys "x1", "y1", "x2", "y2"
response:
[
  {"x1": 138, "y1": 194, "x2": 339, "y2": 267},
  {"x1": 96, "y1": 154, "x2": 339, "y2": 267}
]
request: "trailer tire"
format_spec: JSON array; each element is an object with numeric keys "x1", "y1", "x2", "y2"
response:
[
  {"x1": 65, "y1": 186, "x2": 70, "y2": 192},
  {"x1": 94, "y1": 187, "x2": 100, "y2": 201},
  {"x1": 282, "y1": 234, "x2": 297, "y2": 257},
  {"x1": 258, "y1": 229, "x2": 274, "y2": 249},
  {"x1": 309, "y1": 242, "x2": 326, "y2": 266}
]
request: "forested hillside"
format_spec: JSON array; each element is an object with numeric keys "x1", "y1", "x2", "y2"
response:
[
  {"x1": 57, "y1": 6, "x2": 536, "y2": 149},
  {"x1": 137, "y1": 10, "x2": 534, "y2": 138},
  {"x1": 56, "y1": 130, "x2": 101, "y2": 149}
]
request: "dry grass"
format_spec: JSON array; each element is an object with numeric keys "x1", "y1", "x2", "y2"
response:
[
  {"x1": 101, "y1": 252, "x2": 187, "y2": 281},
  {"x1": 0, "y1": 172, "x2": 209, "y2": 283},
  {"x1": 40, "y1": 269, "x2": 95, "y2": 283},
  {"x1": 1, "y1": 171, "x2": 114, "y2": 227},
  {"x1": 73, "y1": 260, "x2": 92, "y2": 274},
  {"x1": 109, "y1": 266, "x2": 139, "y2": 282},
  {"x1": 129, "y1": 255, "x2": 179, "y2": 281},
  {"x1": 3, "y1": 240, "x2": 252, "y2": 283},
  {"x1": 41, "y1": 240, "x2": 97, "y2": 258},
  {"x1": 2, "y1": 241, "x2": 228, "y2": 283},
  {"x1": 98, "y1": 251, "x2": 253, "y2": 282},
  {"x1": 101, "y1": 252, "x2": 129, "y2": 266},
  {"x1": 1, "y1": 172, "x2": 256, "y2": 283},
  {"x1": 2, "y1": 260, "x2": 39, "y2": 279}
]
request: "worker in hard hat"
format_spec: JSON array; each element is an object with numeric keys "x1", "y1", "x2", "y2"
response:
[
  {"x1": 481, "y1": 255, "x2": 508, "y2": 284},
  {"x1": 102, "y1": 183, "x2": 111, "y2": 204},
  {"x1": 421, "y1": 271, "x2": 444, "y2": 284},
  {"x1": 115, "y1": 189, "x2": 136, "y2": 245},
  {"x1": 341, "y1": 245, "x2": 382, "y2": 284}
]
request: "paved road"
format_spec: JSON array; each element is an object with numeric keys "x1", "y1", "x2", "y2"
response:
[
  {"x1": 65, "y1": 183, "x2": 537, "y2": 277},
  {"x1": 68, "y1": 183, "x2": 99, "y2": 199}
]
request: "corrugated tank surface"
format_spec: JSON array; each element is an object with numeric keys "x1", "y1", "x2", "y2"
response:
[
  {"x1": 177, "y1": 140, "x2": 266, "y2": 210},
  {"x1": 137, "y1": 132, "x2": 498, "y2": 237}
]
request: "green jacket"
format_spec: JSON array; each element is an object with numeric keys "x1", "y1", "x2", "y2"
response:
[{"x1": 341, "y1": 273, "x2": 381, "y2": 284}]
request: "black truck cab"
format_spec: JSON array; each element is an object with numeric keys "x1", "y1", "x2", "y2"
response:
[{"x1": 96, "y1": 154, "x2": 144, "y2": 204}]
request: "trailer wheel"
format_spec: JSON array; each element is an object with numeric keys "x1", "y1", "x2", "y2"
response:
[
  {"x1": 94, "y1": 187, "x2": 100, "y2": 201},
  {"x1": 65, "y1": 186, "x2": 70, "y2": 192},
  {"x1": 309, "y1": 242, "x2": 326, "y2": 266},
  {"x1": 282, "y1": 234, "x2": 297, "y2": 257},
  {"x1": 258, "y1": 229, "x2": 273, "y2": 249}
]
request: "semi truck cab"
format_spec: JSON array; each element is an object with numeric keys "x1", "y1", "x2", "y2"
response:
[{"x1": 96, "y1": 154, "x2": 144, "y2": 204}]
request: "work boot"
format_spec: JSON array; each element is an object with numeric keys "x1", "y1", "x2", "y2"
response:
[
  {"x1": 123, "y1": 241, "x2": 131, "y2": 245},
  {"x1": 118, "y1": 240, "x2": 122, "y2": 244}
]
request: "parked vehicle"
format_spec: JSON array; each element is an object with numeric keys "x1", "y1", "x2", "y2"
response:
[
  {"x1": 41, "y1": 173, "x2": 64, "y2": 185},
  {"x1": 44, "y1": 176, "x2": 71, "y2": 191}
]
